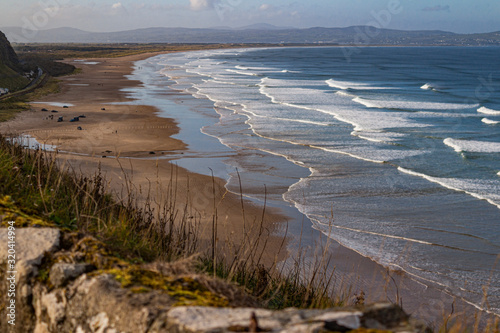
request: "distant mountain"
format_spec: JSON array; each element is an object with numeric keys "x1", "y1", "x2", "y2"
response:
[
  {"x1": 2, "y1": 26, "x2": 500, "y2": 46},
  {"x1": 235, "y1": 23, "x2": 297, "y2": 30}
]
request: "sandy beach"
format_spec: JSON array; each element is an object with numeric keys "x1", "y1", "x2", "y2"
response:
[
  {"x1": 0, "y1": 52, "x2": 290, "y2": 266},
  {"x1": 0, "y1": 50, "x2": 486, "y2": 324}
]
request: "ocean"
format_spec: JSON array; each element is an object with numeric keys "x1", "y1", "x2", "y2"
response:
[{"x1": 127, "y1": 46, "x2": 500, "y2": 316}]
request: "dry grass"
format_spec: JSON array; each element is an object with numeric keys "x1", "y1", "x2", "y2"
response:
[{"x1": 0, "y1": 134, "x2": 347, "y2": 309}]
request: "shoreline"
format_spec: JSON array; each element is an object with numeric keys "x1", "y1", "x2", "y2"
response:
[
  {"x1": 0, "y1": 49, "x2": 491, "y2": 325},
  {"x1": 125, "y1": 50, "x2": 495, "y2": 324}
]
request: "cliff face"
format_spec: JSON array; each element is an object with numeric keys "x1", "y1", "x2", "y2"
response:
[{"x1": 0, "y1": 30, "x2": 20, "y2": 71}]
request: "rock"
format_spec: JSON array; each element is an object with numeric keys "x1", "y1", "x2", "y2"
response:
[
  {"x1": 316, "y1": 311, "x2": 362, "y2": 331},
  {"x1": 61, "y1": 274, "x2": 174, "y2": 333},
  {"x1": 89, "y1": 312, "x2": 112, "y2": 333},
  {"x1": 49, "y1": 263, "x2": 95, "y2": 287},
  {"x1": 164, "y1": 305, "x2": 426, "y2": 333},
  {"x1": 41, "y1": 291, "x2": 67, "y2": 329},
  {"x1": 0, "y1": 228, "x2": 60, "y2": 283},
  {"x1": 166, "y1": 307, "x2": 365, "y2": 333},
  {"x1": 361, "y1": 303, "x2": 409, "y2": 329},
  {"x1": 0, "y1": 228, "x2": 60, "y2": 332}
]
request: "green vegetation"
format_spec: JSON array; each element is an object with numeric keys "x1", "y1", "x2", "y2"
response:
[
  {"x1": 0, "y1": 62, "x2": 29, "y2": 91},
  {"x1": 0, "y1": 77, "x2": 61, "y2": 121},
  {"x1": 0, "y1": 96, "x2": 29, "y2": 122}
]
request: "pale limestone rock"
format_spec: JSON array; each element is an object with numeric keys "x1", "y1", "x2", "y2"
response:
[
  {"x1": 284, "y1": 323, "x2": 325, "y2": 333},
  {"x1": 166, "y1": 306, "x2": 367, "y2": 332},
  {"x1": 313, "y1": 311, "x2": 362, "y2": 330},
  {"x1": 76, "y1": 326, "x2": 87, "y2": 333},
  {"x1": 50, "y1": 263, "x2": 95, "y2": 287},
  {"x1": 89, "y1": 312, "x2": 110, "y2": 333},
  {"x1": 167, "y1": 307, "x2": 280, "y2": 332},
  {"x1": 33, "y1": 322, "x2": 50, "y2": 333},
  {"x1": 0, "y1": 228, "x2": 60, "y2": 283},
  {"x1": 42, "y1": 291, "x2": 66, "y2": 328}
]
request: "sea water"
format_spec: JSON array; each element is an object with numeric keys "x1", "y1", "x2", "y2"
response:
[{"x1": 132, "y1": 47, "x2": 500, "y2": 315}]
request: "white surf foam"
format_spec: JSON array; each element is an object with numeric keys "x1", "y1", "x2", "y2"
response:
[
  {"x1": 225, "y1": 69, "x2": 259, "y2": 76},
  {"x1": 398, "y1": 167, "x2": 500, "y2": 210},
  {"x1": 481, "y1": 118, "x2": 500, "y2": 125},
  {"x1": 444, "y1": 138, "x2": 500, "y2": 153},
  {"x1": 478, "y1": 106, "x2": 500, "y2": 115},
  {"x1": 420, "y1": 83, "x2": 442, "y2": 91},
  {"x1": 353, "y1": 97, "x2": 477, "y2": 111},
  {"x1": 352, "y1": 131, "x2": 406, "y2": 143},
  {"x1": 326, "y1": 79, "x2": 389, "y2": 90}
]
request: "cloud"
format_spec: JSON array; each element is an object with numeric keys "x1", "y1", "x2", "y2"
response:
[
  {"x1": 259, "y1": 4, "x2": 271, "y2": 11},
  {"x1": 422, "y1": 5, "x2": 451, "y2": 12},
  {"x1": 110, "y1": 2, "x2": 128, "y2": 15},
  {"x1": 132, "y1": 3, "x2": 185, "y2": 11},
  {"x1": 190, "y1": 0, "x2": 216, "y2": 11}
]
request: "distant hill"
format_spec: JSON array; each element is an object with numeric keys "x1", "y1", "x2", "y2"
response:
[
  {"x1": 0, "y1": 30, "x2": 29, "y2": 91},
  {"x1": 0, "y1": 31, "x2": 21, "y2": 69},
  {"x1": 2, "y1": 25, "x2": 500, "y2": 46},
  {"x1": 234, "y1": 23, "x2": 297, "y2": 30}
]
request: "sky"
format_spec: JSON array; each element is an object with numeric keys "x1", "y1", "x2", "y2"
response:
[{"x1": 1, "y1": 0, "x2": 499, "y2": 34}]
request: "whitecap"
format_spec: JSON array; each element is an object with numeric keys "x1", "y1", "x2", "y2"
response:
[
  {"x1": 444, "y1": 138, "x2": 500, "y2": 153},
  {"x1": 482, "y1": 118, "x2": 500, "y2": 125},
  {"x1": 398, "y1": 167, "x2": 500, "y2": 210},
  {"x1": 326, "y1": 79, "x2": 390, "y2": 90},
  {"x1": 353, "y1": 97, "x2": 477, "y2": 111},
  {"x1": 478, "y1": 106, "x2": 500, "y2": 115}
]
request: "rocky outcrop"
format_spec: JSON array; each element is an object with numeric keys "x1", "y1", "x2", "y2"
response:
[{"x1": 0, "y1": 227, "x2": 431, "y2": 333}]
